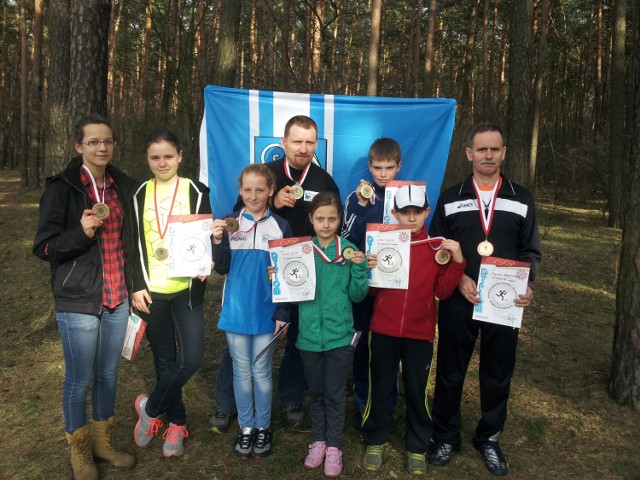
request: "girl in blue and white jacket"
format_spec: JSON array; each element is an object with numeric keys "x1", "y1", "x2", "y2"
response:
[{"x1": 211, "y1": 163, "x2": 291, "y2": 460}]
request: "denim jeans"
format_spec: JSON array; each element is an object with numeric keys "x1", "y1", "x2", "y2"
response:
[
  {"x1": 57, "y1": 300, "x2": 129, "y2": 433},
  {"x1": 225, "y1": 331, "x2": 275, "y2": 429},
  {"x1": 278, "y1": 306, "x2": 307, "y2": 407},
  {"x1": 214, "y1": 347, "x2": 237, "y2": 415},
  {"x1": 141, "y1": 289, "x2": 204, "y2": 425}
]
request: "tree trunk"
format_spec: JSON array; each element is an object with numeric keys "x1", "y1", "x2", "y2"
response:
[
  {"x1": 412, "y1": 0, "x2": 422, "y2": 97},
  {"x1": 423, "y1": 0, "x2": 437, "y2": 96},
  {"x1": 279, "y1": 0, "x2": 292, "y2": 90},
  {"x1": 367, "y1": 0, "x2": 382, "y2": 96},
  {"x1": 609, "y1": 4, "x2": 640, "y2": 412},
  {"x1": 141, "y1": 0, "x2": 154, "y2": 120},
  {"x1": 529, "y1": 0, "x2": 550, "y2": 190},
  {"x1": 69, "y1": 0, "x2": 111, "y2": 125},
  {"x1": 19, "y1": 1, "x2": 29, "y2": 187},
  {"x1": 460, "y1": 0, "x2": 480, "y2": 117},
  {"x1": 506, "y1": 0, "x2": 533, "y2": 188},
  {"x1": 160, "y1": 0, "x2": 178, "y2": 119},
  {"x1": 215, "y1": 0, "x2": 241, "y2": 87},
  {"x1": 29, "y1": 0, "x2": 45, "y2": 189},
  {"x1": 46, "y1": 0, "x2": 71, "y2": 174},
  {"x1": 482, "y1": 0, "x2": 490, "y2": 117},
  {"x1": 607, "y1": 0, "x2": 628, "y2": 228},
  {"x1": 312, "y1": 0, "x2": 324, "y2": 90}
]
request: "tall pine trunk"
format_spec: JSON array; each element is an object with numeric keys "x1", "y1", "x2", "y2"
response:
[{"x1": 609, "y1": 3, "x2": 640, "y2": 412}]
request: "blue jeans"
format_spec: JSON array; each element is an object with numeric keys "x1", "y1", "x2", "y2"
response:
[
  {"x1": 214, "y1": 347, "x2": 237, "y2": 414},
  {"x1": 225, "y1": 331, "x2": 275, "y2": 429},
  {"x1": 57, "y1": 300, "x2": 129, "y2": 433},
  {"x1": 142, "y1": 289, "x2": 204, "y2": 425}
]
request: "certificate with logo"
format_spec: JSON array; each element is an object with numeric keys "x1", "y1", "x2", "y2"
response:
[
  {"x1": 269, "y1": 236, "x2": 316, "y2": 303},
  {"x1": 472, "y1": 256, "x2": 531, "y2": 328},
  {"x1": 382, "y1": 180, "x2": 427, "y2": 224},
  {"x1": 166, "y1": 214, "x2": 213, "y2": 277},
  {"x1": 366, "y1": 223, "x2": 412, "y2": 289}
]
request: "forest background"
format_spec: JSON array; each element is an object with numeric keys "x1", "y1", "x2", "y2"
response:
[{"x1": 1, "y1": 0, "x2": 640, "y2": 478}]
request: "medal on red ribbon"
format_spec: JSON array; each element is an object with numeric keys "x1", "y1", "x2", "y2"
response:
[
  {"x1": 82, "y1": 165, "x2": 110, "y2": 220},
  {"x1": 472, "y1": 178, "x2": 502, "y2": 257},
  {"x1": 284, "y1": 161, "x2": 311, "y2": 200},
  {"x1": 153, "y1": 177, "x2": 180, "y2": 261},
  {"x1": 313, "y1": 235, "x2": 347, "y2": 264}
]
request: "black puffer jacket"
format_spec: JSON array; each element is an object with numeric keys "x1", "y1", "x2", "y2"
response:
[{"x1": 33, "y1": 157, "x2": 140, "y2": 314}]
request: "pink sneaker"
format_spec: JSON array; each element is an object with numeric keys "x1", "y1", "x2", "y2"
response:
[
  {"x1": 324, "y1": 447, "x2": 343, "y2": 477},
  {"x1": 304, "y1": 441, "x2": 327, "y2": 469}
]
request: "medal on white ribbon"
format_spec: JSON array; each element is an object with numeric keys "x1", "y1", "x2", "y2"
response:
[
  {"x1": 82, "y1": 165, "x2": 110, "y2": 220},
  {"x1": 472, "y1": 178, "x2": 502, "y2": 257},
  {"x1": 284, "y1": 161, "x2": 311, "y2": 201},
  {"x1": 153, "y1": 177, "x2": 180, "y2": 261}
]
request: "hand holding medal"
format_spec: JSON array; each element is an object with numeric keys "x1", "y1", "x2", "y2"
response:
[
  {"x1": 274, "y1": 185, "x2": 297, "y2": 209},
  {"x1": 438, "y1": 238, "x2": 464, "y2": 264},
  {"x1": 80, "y1": 209, "x2": 102, "y2": 238},
  {"x1": 357, "y1": 180, "x2": 374, "y2": 204},
  {"x1": 211, "y1": 219, "x2": 228, "y2": 244}
]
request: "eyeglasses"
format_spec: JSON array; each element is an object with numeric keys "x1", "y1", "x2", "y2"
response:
[{"x1": 82, "y1": 140, "x2": 116, "y2": 148}]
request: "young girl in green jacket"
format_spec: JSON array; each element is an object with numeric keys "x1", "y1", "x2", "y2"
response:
[{"x1": 297, "y1": 192, "x2": 369, "y2": 477}]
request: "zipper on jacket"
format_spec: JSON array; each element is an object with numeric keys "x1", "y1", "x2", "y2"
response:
[
  {"x1": 399, "y1": 288, "x2": 409, "y2": 335},
  {"x1": 62, "y1": 260, "x2": 77, "y2": 287},
  {"x1": 72, "y1": 175, "x2": 104, "y2": 314}
]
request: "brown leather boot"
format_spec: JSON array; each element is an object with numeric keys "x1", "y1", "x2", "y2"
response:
[
  {"x1": 91, "y1": 416, "x2": 135, "y2": 469},
  {"x1": 65, "y1": 425, "x2": 98, "y2": 480}
]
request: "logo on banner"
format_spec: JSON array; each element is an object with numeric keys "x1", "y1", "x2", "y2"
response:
[{"x1": 254, "y1": 136, "x2": 328, "y2": 170}]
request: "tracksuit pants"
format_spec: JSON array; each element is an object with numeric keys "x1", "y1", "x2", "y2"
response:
[
  {"x1": 431, "y1": 296, "x2": 519, "y2": 447},
  {"x1": 362, "y1": 332, "x2": 434, "y2": 454}
]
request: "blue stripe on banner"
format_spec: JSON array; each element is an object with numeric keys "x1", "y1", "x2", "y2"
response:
[
  {"x1": 259, "y1": 90, "x2": 274, "y2": 136},
  {"x1": 201, "y1": 85, "x2": 457, "y2": 223},
  {"x1": 310, "y1": 94, "x2": 325, "y2": 139}
]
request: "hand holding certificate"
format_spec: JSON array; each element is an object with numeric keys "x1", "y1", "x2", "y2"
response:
[
  {"x1": 269, "y1": 236, "x2": 316, "y2": 302},
  {"x1": 366, "y1": 223, "x2": 412, "y2": 289},
  {"x1": 472, "y1": 256, "x2": 531, "y2": 328},
  {"x1": 166, "y1": 214, "x2": 213, "y2": 277}
]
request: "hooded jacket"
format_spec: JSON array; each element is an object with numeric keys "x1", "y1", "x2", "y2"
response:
[
  {"x1": 130, "y1": 178, "x2": 211, "y2": 308},
  {"x1": 32, "y1": 157, "x2": 140, "y2": 314}
]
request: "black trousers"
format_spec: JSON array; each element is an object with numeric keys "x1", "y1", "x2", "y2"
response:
[
  {"x1": 431, "y1": 295, "x2": 519, "y2": 447},
  {"x1": 361, "y1": 332, "x2": 434, "y2": 454}
]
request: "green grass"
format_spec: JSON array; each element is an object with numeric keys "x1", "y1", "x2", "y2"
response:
[{"x1": 1, "y1": 170, "x2": 640, "y2": 479}]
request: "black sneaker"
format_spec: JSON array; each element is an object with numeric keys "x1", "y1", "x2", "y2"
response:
[
  {"x1": 209, "y1": 411, "x2": 237, "y2": 434},
  {"x1": 428, "y1": 441, "x2": 460, "y2": 466},
  {"x1": 252, "y1": 428, "x2": 272, "y2": 458},
  {"x1": 234, "y1": 429, "x2": 253, "y2": 460},
  {"x1": 476, "y1": 440, "x2": 508, "y2": 476}
]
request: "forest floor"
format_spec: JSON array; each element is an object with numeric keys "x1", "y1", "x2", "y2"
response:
[{"x1": 1, "y1": 169, "x2": 639, "y2": 480}]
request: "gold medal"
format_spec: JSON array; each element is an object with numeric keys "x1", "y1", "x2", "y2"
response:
[
  {"x1": 341, "y1": 246, "x2": 356, "y2": 261},
  {"x1": 225, "y1": 218, "x2": 240, "y2": 233},
  {"x1": 155, "y1": 246, "x2": 169, "y2": 261},
  {"x1": 292, "y1": 184, "x2": 304, "y2": 200},
  {"x1": 477, "y1": 240, "x2": 494, "y2": 257},
  {"x1": 435, "y1": 249, "x2": 451, "y2": 265},
  {"x1": 360, "y1": 184, "x2": 374, "y2": 199},
  {"x1": 92, "y1": 203, "x2": 110, "y2": 220}
]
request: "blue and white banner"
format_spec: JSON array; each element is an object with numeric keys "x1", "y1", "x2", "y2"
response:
[{"x1": 200, "y1": 85, "x2": 456, "y2": 221}]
